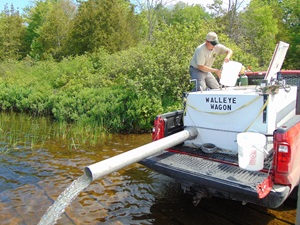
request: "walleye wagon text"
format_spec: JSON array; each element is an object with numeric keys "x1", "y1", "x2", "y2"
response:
[{"x1": 205, "y1": 97, "x2": 237, "y2": 111}]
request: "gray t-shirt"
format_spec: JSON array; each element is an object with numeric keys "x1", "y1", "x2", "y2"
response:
[{"x1": 190, "y1": 43, "x2": 229, "y2": 69}]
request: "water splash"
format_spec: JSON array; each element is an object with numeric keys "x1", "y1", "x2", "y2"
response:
[{"x1": 38, "y1": 174, "x2": 92, "y2": 225}]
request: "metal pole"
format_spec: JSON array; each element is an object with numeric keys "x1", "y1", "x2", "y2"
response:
[
  {"x1": 84, "y1": 127, "x2": 198, "y2": 182},
  {"x1": 296, "y1": 186, "x2": 300, "y2": 224}
]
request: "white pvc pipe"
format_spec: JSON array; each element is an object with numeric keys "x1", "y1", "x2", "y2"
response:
[{"x1": 84, "y1": 127, "x2": 198, "y2": 181}]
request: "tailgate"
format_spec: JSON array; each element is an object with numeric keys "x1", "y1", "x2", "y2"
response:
[{"x1": 140, "y1": 150, "x2": 290, "y2": 208}]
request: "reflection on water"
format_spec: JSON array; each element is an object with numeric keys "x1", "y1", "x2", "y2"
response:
[{"x1": 0, "y1": 113, "x2": 297, "y2": 225}]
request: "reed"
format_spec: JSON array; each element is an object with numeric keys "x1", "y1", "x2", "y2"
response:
[{"x1": 0, "y1": 112, "x2": 108, "y2": 152}]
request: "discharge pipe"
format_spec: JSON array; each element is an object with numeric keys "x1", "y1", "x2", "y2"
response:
[{"x1": 85, "y1": 126, "x2": 198, "y2": 182}]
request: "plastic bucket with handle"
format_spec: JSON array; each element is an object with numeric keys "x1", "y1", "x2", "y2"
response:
[
  {"x1": 237, "y1": 132, "x2": 266, "y2": 171},
  {"x1": 220, "y1": 61, "x2": 242, "y2": 87}
]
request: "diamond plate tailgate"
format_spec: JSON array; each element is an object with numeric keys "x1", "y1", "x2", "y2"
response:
[
  {"x1": 141, "y1": 151, "x2": 267, "y2": 188},
  {"x1": 140, "y1": 150, "x2": 290, "y2": 208}
]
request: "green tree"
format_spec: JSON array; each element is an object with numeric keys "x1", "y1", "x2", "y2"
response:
[
  {"x1": 0, "y1": 4, "x2": 27, "y2": 60},
  {"x1": 280, "y1": 0, "x2": 300, "y2": 68},
  {"x1": 157, "y1": 2, "x2": 211, "y2": 26},
  {"x1": 207, "y1": 0, "x2": 249, "y2": 39},
  {"x1": 134, "y1": 0, "x2": 168, "y2": 41},
  {"x1": 24, "y1": 0, "x2": 54, "y2": 60},
  {"x1": 69, "y1": 0, "x2": 140, "y2": 55},
  {"x1": 25, "y1": 0, "x2": 76, "y2": 61},
  {"x1": 35, "y1": 0, "x2": 76, "y2": 60},
  {"x1": 238, "y1": 0, "x2": 278, "y2": 68}
]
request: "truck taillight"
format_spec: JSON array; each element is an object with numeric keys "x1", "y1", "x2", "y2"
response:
[
  {"x1": 152, "y1": 117, "x2": 165, "y2": 141},
  {"x1": 152, "y1": 127, "x2": 158, "y2": 140},
  {"x1": 277, "y1": 144, "x2": 291, "y2": 173}
]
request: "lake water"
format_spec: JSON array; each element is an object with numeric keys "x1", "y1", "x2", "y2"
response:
[{"x1": 0, "y1": 113, "x2": 297, "y2": 224}]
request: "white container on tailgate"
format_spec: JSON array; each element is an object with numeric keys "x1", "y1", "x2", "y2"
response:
[{"x1": 237, "y1": 132, "x2": 266, "y2": 171}]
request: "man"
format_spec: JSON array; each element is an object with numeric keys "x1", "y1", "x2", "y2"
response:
[{"x1": 189, "y1": 32, "x2": 233, "y2": 91}]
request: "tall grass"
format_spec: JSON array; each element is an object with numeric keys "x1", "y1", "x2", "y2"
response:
[{"x1": 0, "y1": 112, "x2": 108, "y2": 153}]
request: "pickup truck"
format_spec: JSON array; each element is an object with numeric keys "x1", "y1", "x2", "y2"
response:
[{"x1": 140, "y1": 70, "x2": 300, "y2": 208}]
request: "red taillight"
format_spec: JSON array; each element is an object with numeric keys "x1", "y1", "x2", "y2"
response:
[
  {"x1": 152, "y1": 127, "x2": 158, "y2": 140},
  {"x1": 152, "y1": 117, "x2": 165, "y2": 141},
  {"x1": 277, "y1": 143, "x2": 291, "y2": 173}
]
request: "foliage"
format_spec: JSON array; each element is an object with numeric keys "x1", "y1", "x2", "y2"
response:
[
  {"x1": 23, "y1": 0, "x2": 77, "y2": 60},
  {"x1": 0, "y1": 53, "x2": 165, "y2": 133},
  {"x1": 0, "y1": 1, "x2": 299, "y2": 134},
  {"x1": 280, "y1": 0, "x2": 300, "y2": 68},
  {"x1": 162, "y1": 2, "x2": 211, "y2": 26},
  {"x1": 238, "y1": 0, "x2": 278, "y2": 68},
  {"x1": 32, "y1": 0, "x2": 76, "y2": 61},
  {"x1": 0, "y1": 5, "x2": 26, "y2": 60},
  {"x1": 68, "y1": 0, "x2": 141, "y2": 55},
  {"x1": 23, "y1": 0, "x2": 51, "y2": 60}
]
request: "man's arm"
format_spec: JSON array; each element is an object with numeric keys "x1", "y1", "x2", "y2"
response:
[
  {"x1": 197, "y1": 46, "x2": 233, "y2": 78},
  {"x1": 224, "y1": 48, "x2": 233, "y2": 62},
  {"x1": 198, "y1": 65, "x2": 221, "y2": 78}
]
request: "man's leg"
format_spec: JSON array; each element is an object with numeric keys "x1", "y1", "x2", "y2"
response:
[
  {"x1": 189, "y1": 67, "x2": 207, "y2": 91},
  {"x1": 206, "y1": 72, "x2": 220, "y2": 89}
]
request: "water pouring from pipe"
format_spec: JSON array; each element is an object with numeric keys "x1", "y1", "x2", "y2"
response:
[{"x1": 38, "y1": 127, "x2": 198, "y2": 225}]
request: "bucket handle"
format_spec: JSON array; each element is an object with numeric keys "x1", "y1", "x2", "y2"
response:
[{"x1": 252, "y1": 144, "x2": 269, "y2": 156}]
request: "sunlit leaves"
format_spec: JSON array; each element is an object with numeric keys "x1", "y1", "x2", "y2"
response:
[
  {"x1": 69, "y1": 0, "x2": 140, "y2": 55},
  {"x1": 0, "y1": 5, "x2": 26, "y2": 60}
]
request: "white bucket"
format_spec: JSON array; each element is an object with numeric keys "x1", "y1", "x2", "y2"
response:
[
  {"x1": 237, "y1": 132, "x2": 266, "y2": 171},
  {"x1": 220, "y1": 61, "x2": 242, "y2": 86}
]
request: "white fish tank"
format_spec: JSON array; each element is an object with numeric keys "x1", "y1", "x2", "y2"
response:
[{"x1": 184, "y1": 41, "x2": 294, "y2": 155}]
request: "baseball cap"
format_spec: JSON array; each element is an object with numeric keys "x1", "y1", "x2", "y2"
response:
[{"x1": 206, "y1": 32, "x2": 219, "y2": 46}]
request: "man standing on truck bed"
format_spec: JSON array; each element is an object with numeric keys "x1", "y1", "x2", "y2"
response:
[{"x1": 189, "y1": 32, "x2": 233, "y2": 91}]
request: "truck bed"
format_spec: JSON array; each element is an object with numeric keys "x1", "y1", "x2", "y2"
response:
[
  {"x1": 170, "y1": 144, "x2": 274, "y2": 170},
  {"x1": 140, "y1": 144, "x2": 290, "y2": 208},
  {"x1": 141, "y1": 71, "x2": 300, "y2": 208}
]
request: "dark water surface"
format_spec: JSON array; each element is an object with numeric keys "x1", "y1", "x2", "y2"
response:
[{"x1": 0, "y1": 113, "x2": 297, "y2": 224}]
